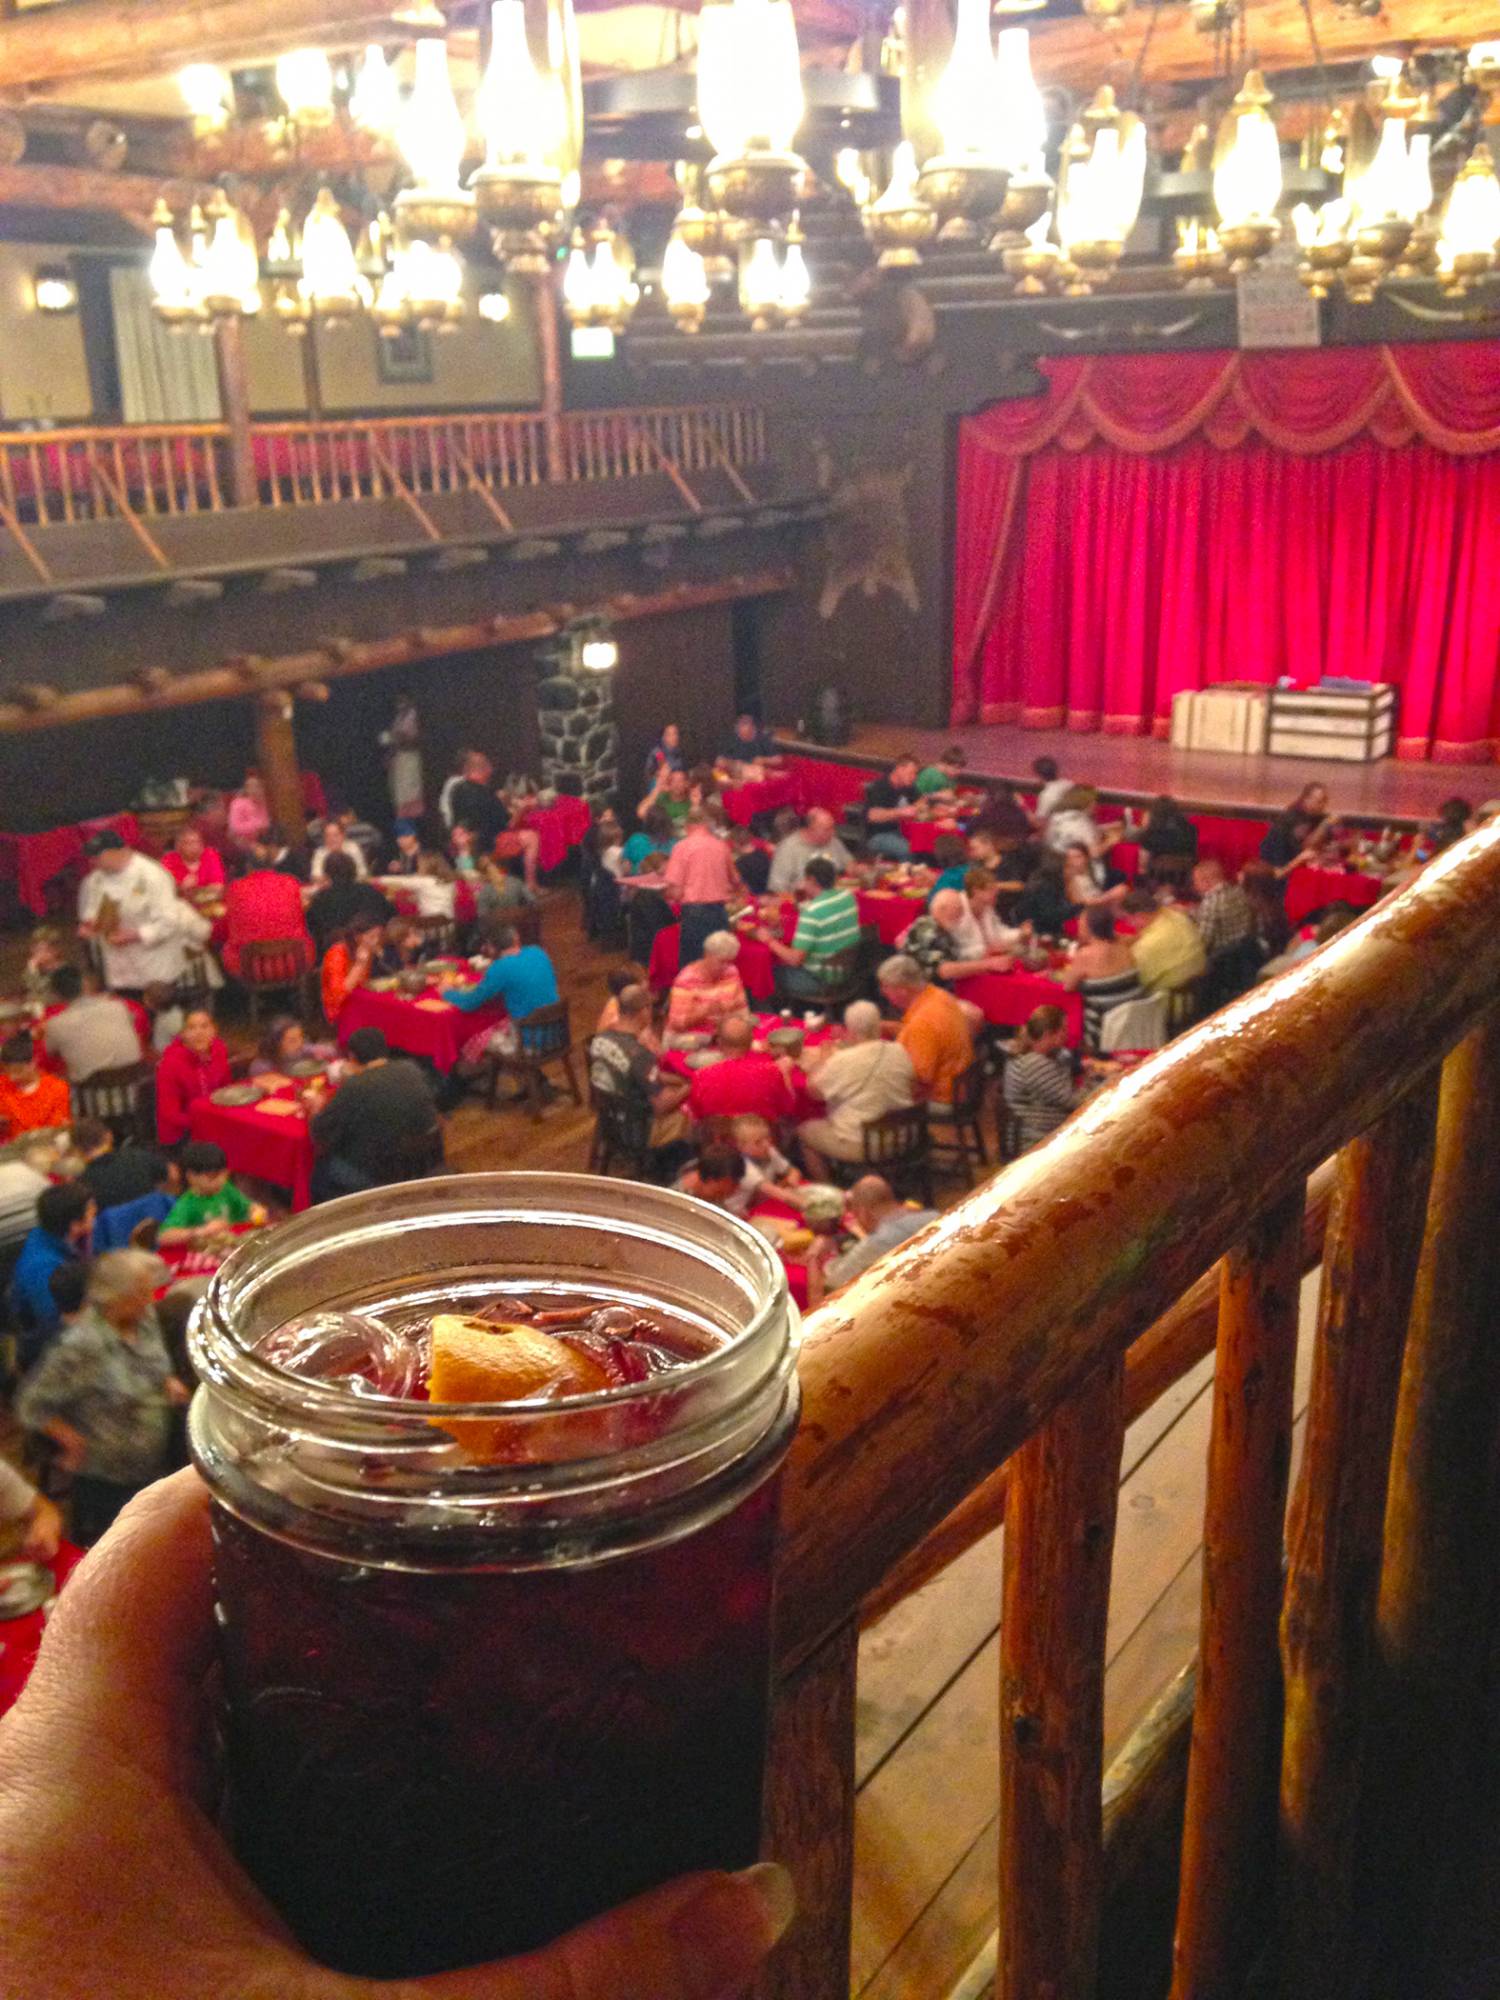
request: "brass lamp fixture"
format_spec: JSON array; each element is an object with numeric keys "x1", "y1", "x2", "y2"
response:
[
  {"x1": 1055, "y1": 90, "x2": 1147, "y2": 291},
  {"x1": 917, "y1": 0, "x2": 1011, "y2": 242},
  {"x1": 1212, "y1": 69, "x2": 1283, "y2": 271},
  {"x1": 394, "y1": 29, "x2": 476, "y2": 247},
  {"x1": 1173, "y1": 216, "x2": 1228, "y2": 287},
  {"x1": 562, "y1": 221, "x2": 639, "y2": 332},
  {"x1": 1435, "y1": 142, "x2": 1500, "y2": 293},
  {"x1": 471, "y1": 0, "x2": 566, "y2": 272},
  {"x1": 864, "y1": 142, "x2": 938, "y2": 267},
  {"x1": 697, "y1": 0, "x2": 808, "y2": 228}
]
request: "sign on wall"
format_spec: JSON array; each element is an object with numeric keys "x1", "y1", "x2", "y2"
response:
[{"x1": 1236, "y1": 263, "x2": 1321, "y2": 350}]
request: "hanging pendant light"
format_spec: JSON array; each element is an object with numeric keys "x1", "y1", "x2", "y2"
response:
[
  {"x1": 275, "y1": 48, "x2": 336, "y2": 129},
  {"x1": 865, "y1": 141, "x2": 938, "y2": 267},
  {"x1": 662, "y1": 226, "x2": 711, "y2": 332},
  {"x1": 1436, "y1": 143, "x2": 1500, "y2": 294},
  {"x1": 396, "y1": 25, "x2": 476, "y2": 246},
  {"x1": 149, "y1": 201, "x2": 207, "y2": 326},
  {"x1": 699, "y1": 0, "x2": 807, "y2": 229},
  {"x1": 1292, "y1": 198, "x2": 1354, "y2": 296},
  {"x1": 562, "y1": 222, "x2": 637, "y2": 332},
  {"x1": 1212, "y1": 69, "x2": 1283, "y2": 271},
  {"x1": 991, "y1": 28, "x2": 1053, "y2": 245},
  {"x1": 738, "y1": 235, "x2": 786, "y2": 329},
  {"x1": 199, "y1": 191, "x2": 262, "y2": 318},
  {"x1": 300, "y1": 186, "x2": 367, "y2": 320},
  {"x1": 918, "y1": 0, "x2": 1011, "y2": 243},
  {"x1": 178, "y1": 64, "x2": 232, "y2": 134},
  {"x1": 1055, "y1": 92, "x2": 1146, "y2": 290},
  {"x1": 778, "y1": 220, "x2": 811, "y2": 320},
  {"x1": 350, "y1": 46, "x2": 401, "y2": 138},
  {"x1": 471, "y1": 0, "x2": 566, "y2": 263}
]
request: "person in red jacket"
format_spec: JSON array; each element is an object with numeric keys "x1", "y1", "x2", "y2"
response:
[{"x1": 154, "y1": 1007, "x2": 232, "y2": 1147}]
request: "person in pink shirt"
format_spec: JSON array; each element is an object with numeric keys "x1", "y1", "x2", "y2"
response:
[
  {"x1": 665, "y1": 931, "x2": 748, "y2": 1043},
  {"x1": 663, "y1": 808, "x2": 741, "y2": 966},
  {"x1": 226, "y1": 775, "x2": 271, "y2": 856},
  {"x1": 161, "y1": 826, "x2": 225, "y2": 894}
]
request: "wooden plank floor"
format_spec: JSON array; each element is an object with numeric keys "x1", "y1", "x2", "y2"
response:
[{"x1": 850, "y1": 1269, "x2": 1323, "y2": 1999}]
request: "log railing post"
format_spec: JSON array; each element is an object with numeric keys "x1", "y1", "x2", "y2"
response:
[
  {"x1": 1170, "y1": 1186, "x2": 1305, "y2": 2000},
  {"x1": 213, "y1": 314, "x2": 257, "y2": 509},
  {"x1": 1367, "y1": 1018, "x2": 1500, "y2": 1984},
  {"x1": 999, "y1": 1352, "x2": 1126, "y2": 2000},
  {"x1": 758, "y1": 1618, "x2": 858, "y2": 2000},
  {"x1": 254, "y1": 688, "x2": 305, "y2": 847},
  {"x1": 1275, "y1": 1079, "x2": 1439, "y2": 2000}
]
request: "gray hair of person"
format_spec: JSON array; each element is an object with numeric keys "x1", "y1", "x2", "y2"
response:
[
  {"x1": 684, "y1": 807, "x2": 710, "y2": 829},
  {"x1": 877, "y1": 953, "x2": 924, "y2": 990},
  {"x1": 843, "y1": 999, "x2": 883, "y2": 1041},
  {"x1": 703, "y1": 930, "x2": 741, "y2": 961},
  {"x1": 87, "y1": 1247, "x2": 168, "y2": 1312}
]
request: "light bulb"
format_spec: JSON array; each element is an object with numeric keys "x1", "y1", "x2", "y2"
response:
[
  {"x1": 178, "y1": 63, "x2": 231, "y2": 129},
  {"x1": 350, "y1": 46, "x2": 401, "y2": 136},
  {"x1": 835, "y1": 148, "x2": 872, "y2": 208},
  {"x1": 779, "y1": 234, "x2": 810, "y2": 314},
  {"x1": 400, "y1": 34, "x2": 465, "y2": 191},
  {"x1": 563, "y1": 233, "x2": 595, "y2": 316},
  {"x1": 275, "y1": 48, "x2": 335, "y2": 126},
  {"x1": 478, "y1": 0, "x2": 553, "y2": 167},
  {"x1": 478, "y1": 288, "x2": 511, "y2": 322},
  {"x1": 934, "y1": 0, "x2": 999, "y2": 160},
  {"x1": 1213, "y1": 72, "x2": 1283, "y2": 229},
  {"x1": 267, "y1": 207, "x2": 294, "y2": 265},
  {"x1": 873, "y1": 140, "x2": 922, "y2": 212},
  {"x1": 995, "y1": 28, "x2": 1047, "y2": 175},
  {"x1": 33, "y1": 269, "x2": 77, "y2": 314},
  {"x1": 1352, "y1": 116, "x2": 1412, "y2": 223},
  {"x1": 149, "y1": 205, "x2": 193, "y2": 310},
  {"x1": 1438, "y1": 144, "x2": 1500, "y2": 266},
  {"x1": 300, "y1": 187, "x2": 362, "y2": 313},
  {"x1": 579, "y1": 634, "x2": 618, "y2": 672},
  {"x1": 1369, "y1": 53, "x2": 1404, "y2": 80},
  {"x1": 696, "y1": 0, "x2": 803, "y2": 159},
  {"x1": 662, "y1": 230, "x2": 710, "y2": 308},
  {"x1": 739, "y1": 235, "x2": 783, "y2": 318}
]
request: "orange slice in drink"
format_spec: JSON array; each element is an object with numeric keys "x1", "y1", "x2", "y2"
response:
[{"x1": 427, "y1": 1315, "x2": 612, "y2": 1461}]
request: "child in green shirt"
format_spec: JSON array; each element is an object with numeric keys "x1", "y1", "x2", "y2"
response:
[
  {"x1": 160, "y1": 1140, "x2": 265, "y2": 1248},
  {"x1": 915, "y1": 746, "x2": 966, "y2": 803}
]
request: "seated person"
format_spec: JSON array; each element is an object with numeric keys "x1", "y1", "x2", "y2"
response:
[
  {"x1": 639, "y1": 767, "x2": 693, "y2": 836},
  {"x1": 719, "y1": 713, "x2": 780, "y2": 773},
  {"x1": 159, "y1": 1140, "x2": 266, "y2": 1248},
  {"x1": 41, "y1": 967, "x2": 143, "y2": 1084},
  {"x1": 1054, "y1": 907, "x2": 1145, "y2": 1055},
  {"x1": 1258, "y1": 902, "x2": 1361, "y2": 982},
  {"x1": 797, "y1": 1000, "x2": 917, "y2": 1181},
  {"x1": 594, "y1": 809, "x2": 627, "y2": 880},
  {"x1": 155, "y1": 1007, "x2": 232, "y2": 1147},
  {"x1": 23, "y1": 925, "x2": 67, "y2": 1005},
  {"x1": 1033, "y1": 755, "x2": 1073, "y2": 821},
  {"x1": 1259, "y1": 783, "x2": 1332, "y2": 872},
  {"x1": 1139, "y1": 796, "x2": 1198, "y2": 874},
  {"x1": 308, "y1": 819, "x2": 369, "y2": 883},
  {"x1": 731, "y1": 1114, "x2": 801, "y2": 1204},
  {"x1": 767, "y1": 809, "x2": 852, "y2": 897},
  {"x1": 249, "y1": 1015, "x2": 336, "y2": 1079},
  {"x1": 8, "y1": 1181, "x2": 95, "y2": 1366},
  {"x1": 677, "y1": 1142, "x2": 754, "y2": 1216},
  {"x1": 685, "y1": 765, "x2": 724, "y2": 817},
  {"x1": 971, "y1": 781, "x2": 1033, "y2": 846},
  {"x1": 161, "y1": 825, "x2": 225, "y2": 895},
  {"x1": 1004, "y1": 1004, "x2": 1083, "y2": 1151},
  {"x1": 320, "y1": 918, "x2": 386, "y2": 1024},
  {"x1": 439, "y1": 923, "x2": 560, "y2": 1070},
  {"x1": 1125, "y1": 888, "x2": 1206, "y2": 995},
  {"x1": 666, "y1": 930, "x2": 748, "y2": 1043},
  {"x1": 928, "y1": 834, "x2": 970, "y2": 896},
  {"x1": 589, "y1": 982, "x2": 691, "y2": 1161},
  {"x1": 756, "y1": 859, "x2": 861, "y2": 1002},
  {"x1": 805, "y1": 1174, "x2": 939, "y2": 1305},
  {"x1": 73, "y1": 1120, "x2": 174, "y2": 1213},
  {"x1": 622, "y1": 807, "x2": 678, "y2": 873},
  {"x1": 1192, "y1": 858, "x2": 1258, "y2": 960},
  {"x1": 643, "y1": 723, "x2": 684, "y2": 790},
  {"x1": 1046, "y1": 785, "x2": 1108, "y2": 856},
  {"x1": 729, "y1": 824, "x2": 772, "y2": 897},
  {"x1": 0, "y1": 1451, "x2": 62, "y2": 1564},
  {"x1": 595, "y1": 964, "x2": 653, "y2": 1038},
  {"x1": 1009, "y1": 851, "x2": 1079, "y2": 939},
  {"x1": 221, "y1": 865, "x2": 315, "y2": 982},
  {"x1": 877, "y1": 953, "x2": 975, "y2": 1112},
  {"x1": 227, "y1": 773, "x2": 271, "y2": 856},
  {"x1": 0, "y1": 1033, "x2": 70, "y2": 1142},
  {"x1": 902, "y1": 888, "x2": 1017, "y2": 985},
  {"x1": 449, "y1": 823, "x2": 481, "y2": 878},
  {"x1": 962, "y1": 870, "x2": 1029, "y2": 958},
  {"x1": 915, "y1": 745, "x2": 967, "y2": 804},
  {"x1": 1061, "y1": 840, "x2": 1128, "y2": 911},
  {"x1": 386, "y1": 820, "x2": 427, "y2": 876},
  {"x1": 304, "y1": 852, "x2": 391, "y2": 959},
  {"x1": 686, "y1": 1014, "x2": 798, "y2": 1126},
  {"x1": 864, "y1": 756, "x2": 922, "y2": 861},
  {"x1": 309, "y1": 1027, "x2": 441, "y2": 1203},
  {"x1": 377, "y1": 916, "x2": 430, "y2": 974}
]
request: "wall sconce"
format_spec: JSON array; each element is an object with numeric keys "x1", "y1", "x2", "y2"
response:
[
  {"x1": 32, "y1": 265, "x2": 78, "y2": 314},
  {"x1": 570, "y1": 616, "x2": 619, "y2": 672}
]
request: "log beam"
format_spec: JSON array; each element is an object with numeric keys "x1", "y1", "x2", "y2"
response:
[
  {"x1": 0, "y1": 570, "x2": 794, "y2": 734},
  {"x1": 253, "y1": 688, "x2": 304, "y2": 845},
  {"x1": 1276, "y1": 1080, "x2": 1440, "y2": 2000},
  {"x1": 0, "y1": 162, "x2": 193, "y2": 228},
  {"x1": 213, "y1": 316, "x2": 256, "y2": 511},
  {"x1": 0, "y1": 0, "x2": 405, "y2": 91},
  {"x1": 1171, "y1": 1186, "x2": 1305, "y2": 2000},
  {"x1": 999, "y1": 1353, "x2": 1125, "y2": 2000}
]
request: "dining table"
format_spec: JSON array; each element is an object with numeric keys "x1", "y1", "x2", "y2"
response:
[
  {"x1": 1284, "y1": 864, "x2": 1384, "y2": 927},
  {"x1": 719, "y1": 770, "x2": 800, "y2": 828},
  {"x1": 336, "y1": 975, "x2": 508, "y2": 1074},
  {"x1": 0, "y1": 1540, "x2": 85, "y2": 1719},
  {"x1": 951, "y1": 967, "x2": 1085, "y2": 1044},
  {"x1": 187, "y1": 1078, "x2": 318, "y2": 1211}
]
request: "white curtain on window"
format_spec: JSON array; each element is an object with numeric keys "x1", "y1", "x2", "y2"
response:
[{"x1": 110, "y1": 265, "x2": 221, "y2": 423}]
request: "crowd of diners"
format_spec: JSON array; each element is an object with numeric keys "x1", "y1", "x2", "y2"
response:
[{"x1": 0, "y1": 719, "x2": 1485, "y2": 1559}]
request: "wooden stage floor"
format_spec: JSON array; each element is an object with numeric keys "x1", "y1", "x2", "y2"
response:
[{"x1": 798, "y1": 722, "x2": 1500, "y2": 826}]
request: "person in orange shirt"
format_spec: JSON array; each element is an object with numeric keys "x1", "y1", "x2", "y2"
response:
[
  {"x1": 876, "y1": 953, "x2": 974, "y2": 1110},
  {"x1": 0, "y1": 1032, "x2": 71, "y2": 1141},
  {"x1": 321, "y1": 916, "x2": 385, "y2": 1023}
]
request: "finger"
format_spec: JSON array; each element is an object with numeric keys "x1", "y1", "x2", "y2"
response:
[
  {"x1": 371, "y1": 1863, "x2": 795, "y2": 2000},
  {"x1": 8, "y1": 1468, "x2": 213, "y2": 1787}
]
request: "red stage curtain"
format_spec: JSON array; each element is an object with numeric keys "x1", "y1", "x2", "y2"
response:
[{"x1": 953, "y1": 344, "x2": 1500, "y2": 761}]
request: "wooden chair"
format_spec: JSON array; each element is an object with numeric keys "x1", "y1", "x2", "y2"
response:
[
  {"x1": 927, "y1": 1059, "x2": 990, "y2": 1186},
  {"x1": 1166, "y1": 974, "x2": 1206, "y2": 1038},
  {"x1": 416, "y1": 914, "x2": 460, "y2": 956},
  {"x1": 381, "y1": 1123, "x2": 446, "y2": 1183},
  {"x1": 776, "y1": 947, "x2": 864, "y2": 1014},
  {"x1": 485, "y1": 1001, "x2": 583, "y2": 1119},
  {"x1": 858, "y1": 1102, "x2": 933, "y2": 1207},
  {"x1": 72, "y1": 1059, "x2": 155, "y2": 1144},
  {"x1": 239, "y1": 938, "x2": 313, "y2": 1025},
  {"x1": 590, "y1": 1089, "x2": 654, "y2": 1179},
  {"x1": 510, "y1": 902, "x2": 544, "y2": 949}
]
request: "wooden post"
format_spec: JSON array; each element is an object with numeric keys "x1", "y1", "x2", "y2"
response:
[
  {"x1": 758, "y1": 1619, "x2": 858, "y2": 2000},
  {"x1": 300, "y1": 326, "x2": 323, "y2": 423},
  {"x1": 531, "y1": 271, "x2": 565, "y2": 482},
  {"x1": 254, "y1": 689, "x2": 305, "y2": 845},
  {"x1": 1276, "y1": 1079, "x2": 1439, "y2": 2000},
  {"x1": 1170, "y1": 1186, "x2": 1305, "y2": 2000},
  {"x1": 1368, "y1": 1019, "x2": 1500, "y2": 1981},
  {"x1": 213, "y1": 313, "x2": 256, "y2": 509},
  {"x1": 999, "y1": 1352, "x2": 1126, "y2": 2000}
]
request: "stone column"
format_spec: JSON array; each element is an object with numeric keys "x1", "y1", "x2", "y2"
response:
[{"x1": 537, "y1": 665, "x2": 618, "y2": 811}]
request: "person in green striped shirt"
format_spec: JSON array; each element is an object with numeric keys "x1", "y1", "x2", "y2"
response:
[{"x1": 756, "y1": 858, "x2": 861, "y2": 1001}]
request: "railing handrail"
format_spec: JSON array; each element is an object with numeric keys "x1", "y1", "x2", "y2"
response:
[
  {"x1": 249, "y1": 412, "x2": 546, "y2": 436},
  {"x1": 0, "y1": 421, "x2": 230, "y2": 446},
  {"x1": 774, "y1": 823, "x2": 1500, "y2": 1670}
]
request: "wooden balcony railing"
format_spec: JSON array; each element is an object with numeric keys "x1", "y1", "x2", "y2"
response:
[
  {"x1": 0, "y1": 403, "x2": 767, "y2": 548},
  {"x1": 766, "y1": 825, "x2": 1500, "y2": 1999}
]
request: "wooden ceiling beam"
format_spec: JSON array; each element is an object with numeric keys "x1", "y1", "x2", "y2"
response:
[{"x1": 0, "y1": 160, "x2": 193, "y2": 227}]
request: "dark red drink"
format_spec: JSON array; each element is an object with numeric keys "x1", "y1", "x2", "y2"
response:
[{"x1": 189, "y1": 1175, "x2": 799, "y2": 1978}]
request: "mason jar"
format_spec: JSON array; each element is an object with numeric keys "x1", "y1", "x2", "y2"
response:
[{"x1": 188, "y1": 1172, "x2": 800, "y2": 1979}]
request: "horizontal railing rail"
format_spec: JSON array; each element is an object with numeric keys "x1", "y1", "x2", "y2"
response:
[
  {"x1": 0, "y1": 422, "x2": 230, "y2": 530},
  {"x1": 763, "y1": 823, "x2": 1500, "y2": 1998}
]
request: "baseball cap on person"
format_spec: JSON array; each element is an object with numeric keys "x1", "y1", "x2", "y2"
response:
[
  {"x1": 345, "y1": 1027, "x2": 389, "y2": 1064},
  {"x1": 85, "y1": 829, "x2": 130, "y2": 856}
]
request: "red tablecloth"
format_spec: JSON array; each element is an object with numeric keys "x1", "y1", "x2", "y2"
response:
[
  {"x1": 721, "y1": 773, "x2": 799, "y2": 828},
  {"x1": 0, "y1": 813, "x2": 141, "y2": 918},
  {"x1": 1285, "y1": 866, "x2": 1383, "y2": 927},
  {"x1": 519, "y1": 796, "x2": 591, "y2": 874},
  {"x1": 855, "y1": 886, "x2": 929, "y2": 946},
  {"x1": 0, "y1": 1540, "x2": 84, "y2": 1718},
  {"x1": 337, "y1": 983, "x2": 507, "y2": 1073},
  {"x1": 897, "y1": 815, "x2": 965, "y2": 857},
  {"x1": 188, "y1": 1092, "x2": 315, "y2": 1210},
  {"x1": 778, "y1": 755, "x2": 871, "y2": 814},
  {"x1": 380, "y1": 880, "x2": 479, "y2": 926},
  {"x1": 952, "y1": 969, "x2": 1084, "y2": 1043}
]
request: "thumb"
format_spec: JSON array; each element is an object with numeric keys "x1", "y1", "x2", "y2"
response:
[{"x1": 369, "y1": 1863, "x2": 795, "y2": 2000}]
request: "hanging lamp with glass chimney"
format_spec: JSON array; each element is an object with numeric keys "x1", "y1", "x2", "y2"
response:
[
  {"x1": 198, "y1": 190, "x2": 262, "y2": 318},
  {"x1": 1054, "y1": 90, "x2": 1147, "y2": 290},
  {"x1": 991, "y1": 28, "x2": 1053, "y2": 246},
  {"x1": 395, "y1": 22, "x2": 476, "y2": 247},
  {"x1": 148, "y1": 201, "x2": 208, "y2": 326},
  {"x1": 1435, "y1": 142, "x2": 1500, "y2": 293},
  {"x1": 471, "y1": 0, "x2": 567, "y2": 270},
  {"x1": 299, "y1": 186, "x2": 369, "y2": 320},
  {"x1": 1212, "y1": 69, "x2": 1284, "y2": 270},
  {"x1": 917, "y1": 0, "x2": 1012, "y2": 243},
  {"x1": 698, "y1": 0, "x2": 807, "y2": 228},
  {"x1": 349, "y1": 46, "x2": 401, "y2": 139},
  {"x1": 865, "y1": 141, "x2": 938, "y2": 266}
]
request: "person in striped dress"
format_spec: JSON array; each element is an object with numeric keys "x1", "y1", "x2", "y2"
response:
[{"x1": 1054, "y1": 907, "x2": 1144, "y2": 1054}]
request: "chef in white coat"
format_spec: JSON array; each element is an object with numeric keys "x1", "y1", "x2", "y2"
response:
[{"x1": 77, "y1": 829, "x2": 193, "y2": 995}]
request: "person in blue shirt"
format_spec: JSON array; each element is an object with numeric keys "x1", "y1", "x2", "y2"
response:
[
  {"x1": 927, "y1": 834, "x2": 970, "y2": 901},
  {"x1": 620, "y1": 807, "x2": 678, "y2": 874},
  {"x1": 9, "y1": 1181, "x2": 96, "y2": 1368},
  {"x1": 440, "y1": 925, "x2": 560, "y2": 1056}
]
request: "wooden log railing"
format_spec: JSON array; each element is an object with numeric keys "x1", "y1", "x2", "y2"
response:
[
  {"x1": 0, "y1": 403, "x2": 767, "y2": 535},
  {"x1": 764, "y1": 822, "x2": 1500, "y2": 1999}
]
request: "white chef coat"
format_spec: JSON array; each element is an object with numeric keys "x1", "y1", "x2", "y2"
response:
[{"x1": 78, "y1": 852, "x2": 191, "y2": 990}]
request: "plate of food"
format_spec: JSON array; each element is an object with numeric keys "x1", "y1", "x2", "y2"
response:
[
  {"x1": 210, "y1": 1083, "x2": 266, "y2": 1108},
  {"x1": 0, "y1": 1562, "x2": 54, "y2": 1621},
  {"x1": 285, "y1": 1056, "x2": 326, "y2": 1079},
  {"x1": 425, "y1": 957, "x2": 463, "y2": 976},
  {"x1": 685, "y1": 1050, "x2": 724, "y2": 1071},
  {"x1": 367, "y1": 976, "x2": 398, "y2": 992}
]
